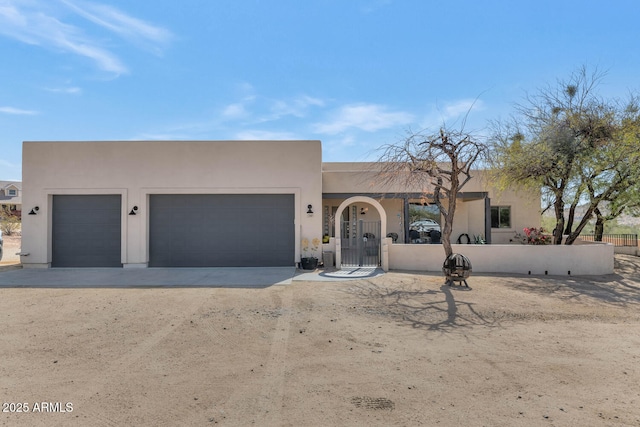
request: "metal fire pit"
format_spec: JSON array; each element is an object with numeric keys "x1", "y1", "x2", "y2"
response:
[{"x1": 442, "y1": 253, "x2": 472, "y2": 287}]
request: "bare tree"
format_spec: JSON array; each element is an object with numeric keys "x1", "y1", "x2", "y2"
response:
[{"x1": 376, "y1": 126, "x2": 487, "y2": 258}]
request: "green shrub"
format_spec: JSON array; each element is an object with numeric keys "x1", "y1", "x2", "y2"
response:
[{"x1": 0, "y1": 209, "x2": 20, "y2": 236}]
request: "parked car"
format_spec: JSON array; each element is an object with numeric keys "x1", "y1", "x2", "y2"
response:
[{"x1": 409, "y1": 219, "x2": 441, "y2": 233}]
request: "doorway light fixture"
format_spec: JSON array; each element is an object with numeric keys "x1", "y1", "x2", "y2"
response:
[
  {"x1": 28, "y1": 206, "x2": 39, "y2": 215},
  {"x1": 129, "y1": 206, "x2": 138, "y2": 215},
  {"x1": 307, "y1": 204, "x2": 314, "y2": 215}
]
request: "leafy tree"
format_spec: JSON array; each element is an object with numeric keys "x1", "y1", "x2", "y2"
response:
[
  {"x1": 489, "y1": 67, "x2": 640, "y2": 244},
  {"x1": 376, "y1": 126, "x2": 487, "y2": 257},
  {"x1": 591, "y1": 107, "x2": 640, "y2": 240}
]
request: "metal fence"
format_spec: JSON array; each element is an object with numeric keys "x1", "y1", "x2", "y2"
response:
[
  {"x1": 341, "y1": 220, "x2": 381, "y2": 267},
  {"x1": 579, "y1": 233, "x2": 638, "y2": 247}
]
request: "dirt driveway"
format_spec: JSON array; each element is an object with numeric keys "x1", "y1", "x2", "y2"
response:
[{"x1": 1, "y1": 256, "x2": 639, "y2": 426}]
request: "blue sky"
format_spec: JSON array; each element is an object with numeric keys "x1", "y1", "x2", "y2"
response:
[{"x1": 1, "y1": 0, "x2": 639, "y2": 180}]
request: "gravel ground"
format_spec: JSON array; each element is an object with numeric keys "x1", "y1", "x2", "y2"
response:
[
  {"x1": 0, "y1": 238, "x2": 639, "y2": 426},
  {"x1": 0, "y1": 234, "x2": 20, "y2": 265}
]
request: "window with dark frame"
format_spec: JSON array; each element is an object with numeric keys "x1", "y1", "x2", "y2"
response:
[{"x1": 491, "y1": 206, "x2": 511, "y2": 228}]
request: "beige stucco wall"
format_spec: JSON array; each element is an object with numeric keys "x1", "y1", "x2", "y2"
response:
[
  {"x1": 388, "y1": 242, "x2": 614, "y2": 275},
  {"x1": 472, "y1": 170, "x2": 542, "y2": 244},
  {"x1": 322, "y1": 162, "x2": 413, "y2": 194},
  {"x1": 22, "y1": 140, "x2": 322, "y2": 268}
]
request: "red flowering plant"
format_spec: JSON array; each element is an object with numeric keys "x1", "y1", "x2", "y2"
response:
[{"x1": 522, "y1": 227, "x2": 552, "y2": 245}]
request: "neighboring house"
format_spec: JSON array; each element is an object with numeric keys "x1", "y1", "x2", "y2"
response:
[
  {"x1": 20, "y1": 140, "x2": 540, "y2": 269},
  {"x1": 0, "y1": 181, "x2": 22, "y2": 217}
]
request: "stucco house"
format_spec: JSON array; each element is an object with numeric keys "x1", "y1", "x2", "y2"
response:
[
  {"x1": 0, "y1": 180, "x2": 22, "y2": 217},
  {"x1": 21, "y1": 140, "x2": 540, "y2": 270}
]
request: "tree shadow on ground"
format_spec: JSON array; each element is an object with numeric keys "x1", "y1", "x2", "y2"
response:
[
  {"x1": 492, "y1": 255, "x2": 640, "y2": 307},
  {"x1": 614, "y1": 255, "x2": 640, "y2": 282},
  {"x1": 345, "y1": 278, "x2": 495, "y2": 333}
]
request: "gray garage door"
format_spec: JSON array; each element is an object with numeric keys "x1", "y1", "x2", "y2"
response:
[
  {"x1": 149, "y1": 194, "x2": 294, "y2": 267},
  {"x1": 52, "y1": 195, "x2": 122, "y2": 267}
]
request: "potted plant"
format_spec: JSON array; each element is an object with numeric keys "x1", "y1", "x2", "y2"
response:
[{"x1": 300, "y1": 237, "x2": 320, "y2": 270}]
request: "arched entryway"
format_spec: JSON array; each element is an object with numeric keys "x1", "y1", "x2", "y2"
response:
[{"x1": 333, "y1": 196, "x2": 388, "y2": 271}]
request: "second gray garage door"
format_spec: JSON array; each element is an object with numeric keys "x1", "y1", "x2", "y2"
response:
[{"x1": 149, "y1": 194, "x2": 294, "y2": 267}]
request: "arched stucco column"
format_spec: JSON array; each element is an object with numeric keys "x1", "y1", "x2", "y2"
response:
[{"x1": 333, "y1": 196, "x2": 389, "y2": 271}]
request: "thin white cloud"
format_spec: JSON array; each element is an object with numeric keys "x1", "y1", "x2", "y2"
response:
[
  {"x1": 61, "y1": 0, "x2": 172, "y2": 55},
  {"x1": 44, "y1": 86, "x2": 82, "y2": 94},
  {"x1": 361, "y1": 0, "x2": 392, "y2": 14},
  {"x1": 0, "y1": 0, "x2": 172, "y2": 75},
  {"x1": 268, "y1": 95, "x2": 325, "y2": 120},
  {"x1": 129, "y1": 132, "x2": 191, "y2": 140},
  {"x1": 0, "y1": 157, "x2": 22, "y2": 180},
  {"x1": 134, "y1": 87, "x2": 324, "y2": 141},
  {"x1": 216, "y1": 83, "x2": 256, "y2": 121},
  {"x1": 235, "y1": 82, "x2": 256, "y2": 97},
  {"x1": 64, "y1": 38, "x2": 127, "y2": 74},
  {"x1": 338, "y1": 135, "x2": 356, "y2": 147},
  {"x1": 222, "y1": 103, "x2": 248, "y2": 120},
  {"x1": 234, "y1": 130, "x2": 299, "y2": 140},
  {"x1": 313, "y1": 103, "x2": 413, "y2": 134},
  {"x1": 0, "y1": 3, "x2": 24, "y2": 27},
  {"x1": 0, "y1": 106, "x2": 38, "y2": 115},
  {"x1": 0, "y1": 158, "x2": 20, "y2": 168},
  {"x1": 219, "y1": 91, "x2": 326, "y2": 125},
  {"x1": 420, "y1": 98, "x2": 486, "y2": 129},
  {"x1": 443, "y1": 99, "x2": 484, "y2": 119},
  {"x1": 0, "y1": 2, "x2": 127, "y2": 74},
  {"x1": 298, "y1": 95, "x2": 325, "y2": 107}
]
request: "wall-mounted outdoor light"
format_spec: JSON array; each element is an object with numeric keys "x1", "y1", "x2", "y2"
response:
[
  {"x1": 129, "y1": 206, "x2": 139, "y2": 215},
  {"x1": 28, "y1": 206, "x2": 39, "y2": 215},
  {"x1": 307, "y1": 204, "x2": 314, "y2": 215},
  {"x1": 360, "y1": 207, "x2": 368, "y2": 215}
]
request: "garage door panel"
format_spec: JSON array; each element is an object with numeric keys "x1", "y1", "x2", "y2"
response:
[
  {"x1": 52, "y1": 195, "x2": 122, "y2": 267},
  {"x1": 149, "y1": 194, "x2": 294, "y2": 267}
]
